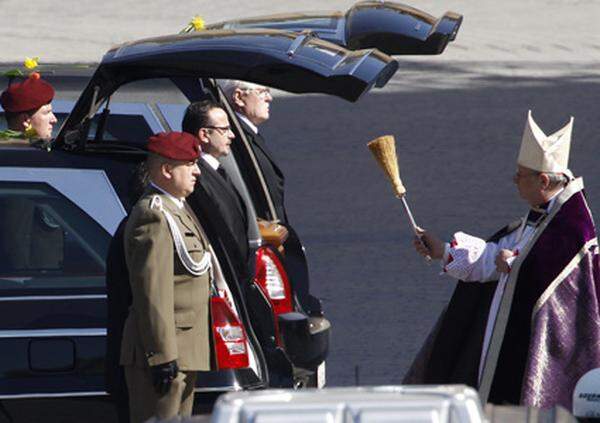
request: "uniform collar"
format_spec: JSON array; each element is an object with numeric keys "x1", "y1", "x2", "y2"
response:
[
  {"x1": 201, "y1": 152, "x2": 220, "y2": 171},
  {"x1": 149, "y1": 182, "x2": 184, "y2": 209},
  {"x1": 236, "y1": 112, "x2": 258, "y2": 134}
]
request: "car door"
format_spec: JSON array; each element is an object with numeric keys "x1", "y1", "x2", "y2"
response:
[
  {"x1": 200, "y1": 1, "x2": 462, "y2": 55},
  {"x1": 0, "y1": 166, "x2": 126, "y2": 421}
]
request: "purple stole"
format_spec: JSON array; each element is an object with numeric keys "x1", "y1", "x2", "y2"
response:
[{"x1": 405, "y1": 178, "x2": 600, "y2": 411}]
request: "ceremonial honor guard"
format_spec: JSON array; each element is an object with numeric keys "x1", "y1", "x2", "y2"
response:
[
  {"x1": 0, "y1": 72, "x2": 60, "y2": 271},
  {"x1": 0, "y1": 72, "x2": 57, "y2": 142},
  {"x1": 408, "y1": 111, "x2": 600, "y2": 412},
  {"x1": 121, "y1": 132, "x2": 212, "y2": 423}
]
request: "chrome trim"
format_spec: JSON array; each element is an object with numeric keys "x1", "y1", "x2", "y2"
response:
[
  {"x1": 249, "y1": 238, "x2": 263, "y2": 248},
  {"x1": 287, "y1": 33, "x2": 310, "y2": 57},
  {"x1": 0, "y1": 328, "x2": 106, "y2": 339},
  {"x1": 0, "y1": 295, "x2": 106, "y2": 302},
  {"x1": 0, "y1": 391, "x2": 107, "y2": 399}
]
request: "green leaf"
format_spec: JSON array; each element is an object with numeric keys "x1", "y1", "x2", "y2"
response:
[
  {"x1": 0, "y1": 129, "x2": 25, "y2": 139},
  {"x1": 2, "y1": 69, "x2": 24, "y2": 77}
]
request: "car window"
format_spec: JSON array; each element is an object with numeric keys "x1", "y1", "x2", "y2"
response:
[
  {"x1": 0, "y1": 101, "x2": 161, "y2": 144},
  {"x1": 84, "y1": 79, "x2": 188, "y2": 144},
  {"x1": 0, "y1": 181, "x2": 110, "y2": 290}
]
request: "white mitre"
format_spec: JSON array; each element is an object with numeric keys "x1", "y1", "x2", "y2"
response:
[{"x1": 517, "y1": 110, "x2": 574, "y2": 173}]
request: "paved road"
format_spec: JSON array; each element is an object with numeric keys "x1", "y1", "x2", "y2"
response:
[
  {"x1": 2, "y1": 0, "x2": 600, "y2": 64},
  {"x1": 2, "y1": 0, "x2": 600, "y2": 395},
  {"x1": 263, "y1": 61, "x2": 600, "y2": 386},
  {"x1": 22, "y1": 57, "x2": 600, "y2": 389},
  {"x1": 4, "y1": 57, "x2": 600, "y2": 392}
]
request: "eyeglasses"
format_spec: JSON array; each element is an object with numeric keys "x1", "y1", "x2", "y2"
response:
[
  {"x1": 245, "y1": 87, "x2": 271, "y2": 98},
  {"x1": 204, "y1": 125, "x2": 232, "y2": 134},
  {"x1": 514, "y1": 170, "x2": 540, "y2": 181}
]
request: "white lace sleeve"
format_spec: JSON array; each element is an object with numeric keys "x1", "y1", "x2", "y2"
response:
[{"x1": 443, "y1": 231, "x2": 502, "y2": 282}]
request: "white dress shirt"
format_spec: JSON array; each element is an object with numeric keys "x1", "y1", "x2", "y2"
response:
[
  {"x1": 235, "y1": 112, "x2": 258, "y2": 134},
  {"x1": 201, "y1": 152, "x2": 220, "y2": 171}
]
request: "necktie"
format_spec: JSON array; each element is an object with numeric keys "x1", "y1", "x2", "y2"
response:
[
  {"x1": 217, "y1": 166, "x2": 237, "y2": 194},
  {"x1": 217, "y1": 166, "x2": 232, "y2": 185}
]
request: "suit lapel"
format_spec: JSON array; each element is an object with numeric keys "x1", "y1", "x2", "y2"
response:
[
  {"x1": 199, "y1": 159, "x2": 246, "y2": 218},
  {"x1": 240, "y1": 121, "x2": 284, "y2": 179}
]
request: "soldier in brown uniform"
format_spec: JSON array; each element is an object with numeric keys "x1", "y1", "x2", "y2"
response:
[
  {"x1": 0, "y1": 72, "x2": 57, "y2": 141},
  {"x1": 0, "y1": 73, "x2": 62, "y2": 271},
  {"x1": 121, "y1": 131, "x2": 211, "y2": 423}
]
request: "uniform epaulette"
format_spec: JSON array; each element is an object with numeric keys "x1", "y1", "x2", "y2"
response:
[{"x1": 149, "y1": 195, "x2": 163, "y2": 211}]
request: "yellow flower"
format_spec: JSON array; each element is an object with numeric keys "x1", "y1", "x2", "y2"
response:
[
  {"x1": 191, "y1": 16, "x2": 205, "y2": 31},
  {"x1": 24, "y1": 57, "x2": 39, "y2": 70}
]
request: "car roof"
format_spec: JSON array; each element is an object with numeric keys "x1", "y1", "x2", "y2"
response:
[{"x1": 203, "y1": 1, "x2": 463, "y2": 56}]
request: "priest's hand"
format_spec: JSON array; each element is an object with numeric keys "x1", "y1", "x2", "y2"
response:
[
  {"x1": 495, "y1": 249, "x2": 514, "y2": 274},
  {"x1": 413, "y1": 228, "x2": 444, "y2": 260}
]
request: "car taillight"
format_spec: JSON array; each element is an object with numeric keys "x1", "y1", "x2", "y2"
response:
[
  {"x1": 255, "y1": 246, "x2": 293, "y2": 345},
  {"x1": 211, "y1": 296, "x2": 249, "y2": 369}
]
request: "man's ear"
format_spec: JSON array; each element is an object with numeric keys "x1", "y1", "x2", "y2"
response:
[
  {"x1": 232, "y1": 88, "x2": 246, "y2": 108},
  {"x1": 539, "y1": 173, "x2": 551, "y2": 190},
  {"x1": 198, "y1": 128, "x2": 211, "y2": 144},
  {"x1": 18, "y1": 113, "x2": 31, "y2": 132},
  {"x1": 160, "y1": 162, "x2": 173, "y2": 180}
]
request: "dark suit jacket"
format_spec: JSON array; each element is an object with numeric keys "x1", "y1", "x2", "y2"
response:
[
  {"x1": 105, "y1": 217, "x2": 131, "y2": 395},
  {"x1": 187, "y1": 159, "x2": 250, "y2": 281},
  {"x1": 105, "y1": 217, "x2": 131, "y2": 422},
  {"x1": 239, "y1": 120, "x2": 287, "y2": 223}
]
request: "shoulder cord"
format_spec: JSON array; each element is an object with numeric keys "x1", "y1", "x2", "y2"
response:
[{"x1": 150, "y1": 195, "x2": 212, "y2": 277}]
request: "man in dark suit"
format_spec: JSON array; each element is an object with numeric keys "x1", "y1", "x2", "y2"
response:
[
  {"x1": 182, "y1": 101, "x2": 250, "y2": 283},
  {"x1": 220, "y1": 80, "x2": 287, "y2": 223},
  {"x1": 183, "y1": 101, "x2": 294, "y2": 387}
]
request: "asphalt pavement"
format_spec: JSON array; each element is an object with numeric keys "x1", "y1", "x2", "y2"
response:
[
  {"x1": 2, "y1": 0, "x2": 600, "y2": 390},
  {"x1": 2, "y1": 0, "x2": 600, "y2": 64},
  {"x1": 265, "y1": 62, "x2": 600, "y2": 385}
]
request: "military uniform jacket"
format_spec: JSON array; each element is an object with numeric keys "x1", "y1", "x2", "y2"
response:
[{"x1": 120, "y1": 187, "x2": 211, "y2": 371}]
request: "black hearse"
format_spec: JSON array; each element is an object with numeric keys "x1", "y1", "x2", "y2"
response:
[{"x1": 0, "y1": 2, "x2": 460, "y2": 421}]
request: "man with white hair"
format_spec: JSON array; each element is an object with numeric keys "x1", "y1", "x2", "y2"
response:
[
  {"x1": 406, "y1": 111, "x2": 600, "y2": 412},
  {"x1": 220, "y1": 79, "x2": 288, "y2": 222}
]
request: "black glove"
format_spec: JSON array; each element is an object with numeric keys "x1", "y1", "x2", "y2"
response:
[{"x1": 150, "y1": 360, "x2": 179, "y2": 395}]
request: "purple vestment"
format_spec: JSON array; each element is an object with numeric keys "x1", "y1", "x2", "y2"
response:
[{"x1": 405, "y1": 178, "x2": 600, "y2": 412}]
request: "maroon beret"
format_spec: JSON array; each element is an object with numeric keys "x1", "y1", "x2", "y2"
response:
[
  {"x1": 0, "y1": 73, "x2": 55, "y2": 113},
  {"x1": 148, "y1": 131, "x2": 201, "y2": 161}
]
